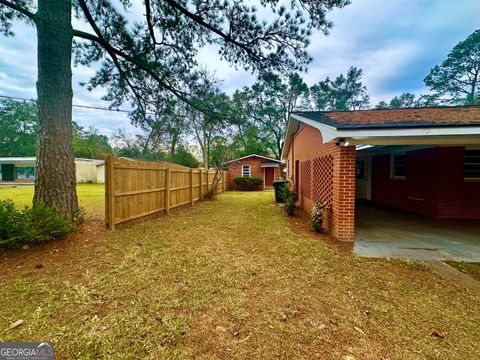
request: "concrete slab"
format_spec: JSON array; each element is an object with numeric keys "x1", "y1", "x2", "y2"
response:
[
  {"x1": 421, "y1": 261, "x2": 480, "y2": 290},
  {"x1": 354, "y1": 203, "x2": 480, "y2": 262}
]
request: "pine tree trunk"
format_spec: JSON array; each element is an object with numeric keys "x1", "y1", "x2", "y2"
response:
[{"x1": 33, "y1": 0, "x2": 79, "y2": 219}]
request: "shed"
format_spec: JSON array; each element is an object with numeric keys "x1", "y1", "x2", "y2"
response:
[{"x1": 226, "y1": 154, "x2": 282, "y2": 190}]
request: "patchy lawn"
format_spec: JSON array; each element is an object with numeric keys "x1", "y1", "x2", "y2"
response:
[
  {"x1": 0, "y1": 191, "x2": 479, "y2": 359},
  {"x1": 0, "y1": 183, "x2": 104, "y2": 218}
]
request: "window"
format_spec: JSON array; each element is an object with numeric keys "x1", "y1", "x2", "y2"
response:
[
  {"x1": 464, "y1": 150, "x2": 480, "y2": 180},
  {"x1": 16, "y1": 167, "x2": 35, "y2": 179},
  {"x1": 356, "y1": 160, "x2": 365, "y2": 180},
  {"x1": 242, "y1": 165, "x2": 251, "y2": 177},
  {"x1": 391, "y1": 154, "x2": 406, "y2": 179}
]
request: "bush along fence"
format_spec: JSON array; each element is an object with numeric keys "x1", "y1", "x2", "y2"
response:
[{"x1": 105, "y1": 156, "x2": 226, "y2": 230}]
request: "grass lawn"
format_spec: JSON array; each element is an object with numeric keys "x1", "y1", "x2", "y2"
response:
[
  {"x1": 0, "y1": 183, "x2": 104, "y2": 218},
  {"x1": 1, "y1": 191, "x2": 480, "y2": 359}
]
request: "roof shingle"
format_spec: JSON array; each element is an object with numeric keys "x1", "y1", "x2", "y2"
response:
[{"x1": 293, "y1": 106, "x2": 480, "y2": 129}]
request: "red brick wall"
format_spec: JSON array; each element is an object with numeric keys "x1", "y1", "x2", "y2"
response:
[
  {"x1": 227, "y1": 156, "x2": 281, "y2": 190},
  {"x1": 286, "y1": 124, "x2": 356, "y2": 241},
  {"x1": 372, "y1": 147, "x2": 480, "y2": 219}
]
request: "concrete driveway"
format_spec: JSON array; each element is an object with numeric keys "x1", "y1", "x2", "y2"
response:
[{"x1": 354, "y1": 202, "x2": 480, "y2": 262}]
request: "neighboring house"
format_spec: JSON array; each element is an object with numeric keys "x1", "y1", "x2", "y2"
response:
[
  {"x1": 227, "y1": 154, "x2": 282, "y2": 190},
  {"x1": 0, "y1": 157, "x2": 105, "y2": 183},
  {"x1": 96, "y1": 162, "x2": 105, "y2": 183},
  {"x1": 282, "y1": 106, "x2": 480, "y2": 242}
]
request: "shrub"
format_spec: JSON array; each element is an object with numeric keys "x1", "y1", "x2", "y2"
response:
[
  {"x1": 281, "y1": 181, "x2": 297, "y2": 215},
  {"x1": 311, "y1": 202, "x2": 329, "y2": 233},
  {"x1": 0, "y1": 200, "x2": 73, "y2": 249},
  {"x1": 233, "y1": 177, "x2": 263, "y2": 190}
]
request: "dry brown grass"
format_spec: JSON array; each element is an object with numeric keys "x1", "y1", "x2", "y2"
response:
[{"x1": 1, "y1": 191, "x2": 479, "y2": 359}]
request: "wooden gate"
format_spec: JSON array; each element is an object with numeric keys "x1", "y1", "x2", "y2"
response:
[{"x1": 105, "y1": 156, "x2": 226, "y2": 229}]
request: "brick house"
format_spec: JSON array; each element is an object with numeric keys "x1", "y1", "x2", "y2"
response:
[
  {"x1": 227, "y1": 154, "x2": 282, "y2": 190},
  {"x1": 281, "y1": 106, "x2": 480, "y2": 242}
]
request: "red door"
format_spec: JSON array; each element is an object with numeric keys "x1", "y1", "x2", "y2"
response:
[{"x1": 264, "y1": 167, "x2": 274, "y2": 187}]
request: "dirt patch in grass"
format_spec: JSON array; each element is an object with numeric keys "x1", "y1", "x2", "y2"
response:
[{"x1": 1, "y1": 191, "x2": 480, "y2": 359}]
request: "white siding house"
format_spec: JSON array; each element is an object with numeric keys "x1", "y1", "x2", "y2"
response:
[{"x1": 0, "y1": 157, "x2": 105, "y2": 183}]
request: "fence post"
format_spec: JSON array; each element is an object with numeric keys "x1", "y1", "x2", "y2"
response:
[
  {"x1": 165, "y1": 168, "x2": 170, "y2": 215},
  {"x1": 207, "y1": 169, "x2": 210, "y2": 194},
  {"x1": 190, "y1": 168, "x2": 194, "y2": 206},
  {"x1": 105, "y1": 155, "x2": 115, "y2": 230},
  {"x1": 223, "y1": 171, "x2": 227, "y2": 192},
  {"x1": 199, "y1": 169, "x2": 203, "y2": 200}
]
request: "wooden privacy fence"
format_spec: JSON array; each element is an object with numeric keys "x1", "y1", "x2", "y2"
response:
[{"x1": 105, "y1": 156, "x2": 227, "y2": 230}]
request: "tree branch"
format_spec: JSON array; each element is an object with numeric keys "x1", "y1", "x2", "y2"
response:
[
  {"x1": 73, "y1": 28, "x2": 195, "y2": 110},
  {"x1": 0, "y1": 0, "x2": 36, "y2": 21},
  {"x1": 164, "y1": 0, "x2": 264, "y2": 64},
  {"x1": 75, "y1": 0, "x2": 228, "y2": 122},
  {"x1": 145, "y1": 0, "x2": 157, "y2": 44}
]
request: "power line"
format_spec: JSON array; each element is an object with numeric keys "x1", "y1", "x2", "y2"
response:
[{"x1": 0, "y1": 94, "x2": 138, "y2": 114}]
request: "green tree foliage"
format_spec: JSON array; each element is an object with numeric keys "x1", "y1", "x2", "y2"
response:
[
  {"x1": 374, "y1": 100, "x2": 389, "y2": 110},
  {"x1": 168, "y1": 146, "x2": 200, "y2": 168},
  {"x1": 389, "y1": 92, "x2": 416, "y2": 108},
  {"x1": 72, "y1": 125, "x2": 113, "y2": 159},
  {"x1": 128, "y1": 95, "x2": 189, "y2": 157},
  {"x1": 0, "y1": 98, "x2": 112, "y2": 159},
  {"x1": 375, "y1": 92, "x2": 417, "y2": 109},
  {"x1": 113, "y1": 129, "x2": 199, "y2": 167},
  {"x1": 310, "y1": 67, "x2": 370, "y2": 111},
  {"x1": 232, "y1": 125, "x2": 271, "y2": 159},
  {"x1": 209, "y1": 136, "x2": 235, "y2": 169},
  {"x1": 188, "y1": 73, "x2": 233, "y2": 168},
  {"x1": 229, "y1": 91, "x2": 271, "y2": 159},
  {"x1": 240, "y1": 72, "x2": 309, "y2": 159},
  {"x1": 375, "y1": 92, "x2": 443, "y2": 109},
  {"x1": 0, "y1": 98, "x2": 37, "y2": 156},
  {"x1": 424, "y1": 29, "x2": 480, "y2": 105}
]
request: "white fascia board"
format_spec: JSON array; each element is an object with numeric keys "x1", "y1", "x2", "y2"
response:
[
  {"x1": 281, "y1": 114, "x2": 338, "y2": 160},
  {"x1": 290, "y1": 113, "x2": 338, "y2": 142},
  {"x1": 337, "y1": 125, "x2": 480, "y2": 140},
  {"x1": 281, "y1": 117, "x2": 296, "y2": 160}
]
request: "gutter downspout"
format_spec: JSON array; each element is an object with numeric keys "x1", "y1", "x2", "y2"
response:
[{"x1": 291, "y1": 121, "x2": 301, "y2": 182}]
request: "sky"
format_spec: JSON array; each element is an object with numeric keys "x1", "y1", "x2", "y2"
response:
[{"x1": 0, "y1": 0, "x2": 479, "y2": 137}]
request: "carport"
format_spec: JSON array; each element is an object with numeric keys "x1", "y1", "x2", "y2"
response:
[
  {"x1": 282, "y1": 106, "x2": 480, "y2": 248},
  {"x1": 352, "y1": 141, "x2": 480, "y2": 261},
  {"x1": 354, "y1": 201, "x2": 480, "y2": 261}
]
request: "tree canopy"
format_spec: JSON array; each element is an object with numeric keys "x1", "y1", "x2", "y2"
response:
[
  {"x1": 424, "y1": 29, "x2": 480, "y2": 105},
  {"x1": 72, "y1": 124, "x2": 113, "y2": 159},
  {"x1": 0, "y1": 98, "x2": 37, "y2": 157},
  {"x1": 309, "y1": 67, "x2": 370, "y2": 111}
]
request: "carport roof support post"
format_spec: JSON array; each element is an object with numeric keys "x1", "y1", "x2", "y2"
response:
[{"x1": 332, "y1": 145, "x2": 356, "y2": 241}]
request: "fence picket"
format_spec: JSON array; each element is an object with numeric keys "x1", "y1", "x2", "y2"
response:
[{"x1": 105, "y1": 157, "x2": 224, "y2": 229}]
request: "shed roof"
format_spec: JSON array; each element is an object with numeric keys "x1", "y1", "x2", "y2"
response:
[{"x1": 226, "y1": 154, "x2": 281, "y2": 164}]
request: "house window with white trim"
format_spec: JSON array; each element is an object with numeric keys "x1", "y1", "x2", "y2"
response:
[
  {"x1": 242, "y1": 165, "x2": 251, "y2": 177},
  {"x1": 391, "y1": 154, "x2": 406, "y2": 179},
  {"x1": 464, "y1": 149, "x2": 480, "y2": 180}
]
